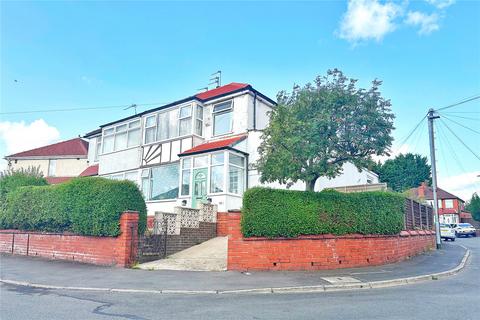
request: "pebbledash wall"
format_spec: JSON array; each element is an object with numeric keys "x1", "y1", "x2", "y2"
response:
[
  {"x1": 0, "y1": 211, "x2": 139, "y2": 267},
  {"x1": 221, "y1": 211, "x2": 436, "y2": 271}
]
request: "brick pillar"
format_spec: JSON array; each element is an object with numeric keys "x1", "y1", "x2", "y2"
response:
[{"x1": 116, "y1": 211, "x2": 139, "y2": 267}]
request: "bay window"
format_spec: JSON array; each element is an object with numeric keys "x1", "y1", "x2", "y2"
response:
[
  {"x1": 229, "y1": 153, "x2": 245, "y2": 194},
  {"x1": 210, "y1": 153, "x2": 224, "y2": 193},
  {"x1": 141, "y1": 163, "x2": 179, "y2": 201},
  {"x1": 179, "y1": 105, "x2": 192, "y2": 136},
  {"x1": 144, "y1": 115, "x2": 157, "y2": 144},
  {"x1": 195, "y1": 105, "x2": 203, "y2": 136},
  {"x1": 102, "y1": 119, "x2": 141, "y2": 153},
  {"x1": 213, "y1": 100, "x2": 233, "y2": 136}
]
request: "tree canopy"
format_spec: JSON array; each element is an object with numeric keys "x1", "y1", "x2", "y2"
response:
[
  {"x1": 372, "y1": 153, "x2": 432, "y2": 192},
  {"x1": 256, "y1": 69, "x2": 395, "y2": 191},
  {"x1": 466, "y1": 193, "x2": 480, "y2": 221}
]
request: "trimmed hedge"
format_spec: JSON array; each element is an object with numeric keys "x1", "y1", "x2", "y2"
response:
[
  {"x1": 241, "y1": 187, "x2": 405, "y2": 238},
  {"x1": 0, "y1": 177, "x2": 147, "y2": 236},
  {"x1": 0, "y1": 172, "x2": 48, "y2": 209}
]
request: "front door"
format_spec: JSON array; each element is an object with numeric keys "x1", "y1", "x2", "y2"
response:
[{"x1": 192, "y1": 168, "x2": 207, "y2": 208}]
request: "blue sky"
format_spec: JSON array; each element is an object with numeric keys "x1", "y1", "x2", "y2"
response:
[{"x1": 1, "y1": 0, "x2": 479, "y2": 199}]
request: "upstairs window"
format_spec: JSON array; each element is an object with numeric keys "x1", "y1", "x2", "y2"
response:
[
  {"x1": 445, "y1": 199, "x2": 454, "y2": 209},
  {"x1": 94, "y1": 137, "x2": 102, "y2": 161},
  {"x1": 144, "y1": 115, "x2": 157, "y2": 144},
  {"x1": 195, "y1": 105, "x2": 203, "y2": 136},
  {"x1": 179, "y1": 105, "x2": 192, "y2": 136},
  {"x1": 102, "y1": 119, "x2": 141, "y2": 153},
  {"x1": 213, "y1": 100, "x2": 233, "y2": 136},
  {"x1": 157, "y1": 108, "x2": 179, "y2": 141}
]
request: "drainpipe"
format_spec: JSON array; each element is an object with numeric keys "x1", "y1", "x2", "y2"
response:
[{"x1": 253, "y1": 91, "x2": 257, "y2": 131}]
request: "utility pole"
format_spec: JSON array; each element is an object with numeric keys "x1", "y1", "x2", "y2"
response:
[{"x1": 427, "y1": 108, "x2": 442, "y2": 249}]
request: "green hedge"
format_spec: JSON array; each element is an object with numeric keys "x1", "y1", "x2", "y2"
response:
[
  {"x1": 0, "y1": 172, "x2": 48, "y2": 209},
  {"x1": 0, "y1": 177, "x2": 147, "y2": 236},
  {"x1": 241, "y1": 187, "x2": 405, "y2": 238}
]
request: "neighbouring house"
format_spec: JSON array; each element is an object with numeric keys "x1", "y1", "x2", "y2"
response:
[
  {"x1": 4, "y1": 138, "x2": 90, "y2": 184},
  {"x1": 410, "y1": 182, "x2": 467, "y2": 224},
  {"x1": 83, "y1": 82, "x2": 380, "y2": 215}
]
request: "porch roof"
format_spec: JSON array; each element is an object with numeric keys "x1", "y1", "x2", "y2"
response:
[{"x1": 178, "y1": 135, "x2": 247, "y2": 157}]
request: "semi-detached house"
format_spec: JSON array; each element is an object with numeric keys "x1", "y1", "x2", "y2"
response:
[{"x1": 84, "y1": 83, "x2": 379, "y2": 216}]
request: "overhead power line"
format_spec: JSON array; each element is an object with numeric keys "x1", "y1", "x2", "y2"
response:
[
  {"x1": 0, "y1": 101, "x2": 170, "y2": 115},
  {"x1": 441, "y1": 113, "x2": 480, "y2": 121},
  {"x1": 440, "y1": 118, "x2": 480, "y2": 161},
  {"x1": 393, "y1": 114, "x2": 427, "y2": 155},
  {"x1": 435, "y1": 94, "x2": 480, "y2": 111},
  {"x1": 439, "y1": 113, "x2": 480, "y2": 135}
]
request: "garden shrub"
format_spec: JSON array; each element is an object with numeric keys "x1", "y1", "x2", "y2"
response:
[
  {"x1": 241, "y1": 187, "x2": 405, "y2": 238},
  {"x1": 0, "y1": 177, "x2": 147, "y2": 236},
  {"x1": 0, "y1": 170, "x2": 48, "y2": 208}
]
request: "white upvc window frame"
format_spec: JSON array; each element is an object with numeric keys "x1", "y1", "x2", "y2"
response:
[
  {"x1": 143, "y1": 103, "x2": 202, "y2": 145},
  {"x1": 144, "y1": 114, "x2": 158, "y2": 144},
  {"x1": 101, "y1": 119, "x2": 141, "y2": 154},
  {"x1": 212, "y1": 100, "x2": 234, "y2": 137},
  {"x1": 179, "y1": 150, "x2": 246, "y2": 199}
]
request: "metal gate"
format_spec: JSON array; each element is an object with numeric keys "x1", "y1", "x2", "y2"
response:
[{"x1": 137, "y1": 213, "x2": 175, "y2": 263}]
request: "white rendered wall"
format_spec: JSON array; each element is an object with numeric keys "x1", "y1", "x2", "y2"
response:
[
  {"x1": 9, "y1": 158, "x2": 88, "y2": 177},
  {"x1": 98, "y1": 147, "x2": 142, "y2": 175}
]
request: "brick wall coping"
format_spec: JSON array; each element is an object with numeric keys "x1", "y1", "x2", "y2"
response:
[{"x1": 241, "y1": 230, "x2": 435, "y2": 241}]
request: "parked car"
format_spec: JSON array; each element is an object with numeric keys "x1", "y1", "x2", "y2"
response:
[
  {"x1": 440, "y1": 224, "x2": 456, "y2": 241},
  {"x1": 450, "y1": 223, "x2": 477, "y2": 237}
]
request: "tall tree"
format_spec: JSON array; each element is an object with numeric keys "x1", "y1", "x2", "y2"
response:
[
  {"x1": 466, "y1": 193, "x2": 480, "y2": 221},
  {"x1": 256, "y1": 69, "x2": 395, "y2": 191},
  {"x1": 373, "y1": 153, "x2": 432, "y2": 192}
]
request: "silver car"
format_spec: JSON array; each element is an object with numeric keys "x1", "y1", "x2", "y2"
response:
[{"x1": 451, "y1": 223, "x2": 477, "y2": 237}]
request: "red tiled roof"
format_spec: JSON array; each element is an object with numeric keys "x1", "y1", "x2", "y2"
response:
[
  {"x1": 179, "y1": 135, "x2": 247, "y2": 156},
  {"x1": 410, "y1": 183, "x2": 464, "y2": 202},
  {"x1": 79, "y1": 164, "x2": 99, "y2": 177},
  {"x1": 195, "y1": 83, "x2": 250, "y2": 101},
  {"x1": 46, "y1": 177, "x2": 74, "y2": 184},
  {"x1": 6, "y1": 138, "x2": 88, "y2": 158}
]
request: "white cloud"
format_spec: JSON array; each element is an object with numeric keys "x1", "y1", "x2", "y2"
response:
[
  {"x1": 0, "y1": 119, "x2": 60, "y2": 156},
  {"x1": 426, "y1": 0, "x2": 455, "y2": 9},
  {"x1": 438, "y1": 171, "x2": 480, "y2": 201},
  {"x1": 338, "y1": 0, "x2": 403, "y2": 42},
  {"x1": 337, "y1": 0, "x2": 455, "y2": 42},
  {"x1": 405, "y1": 11, "x2": 440, "y2": 35}
]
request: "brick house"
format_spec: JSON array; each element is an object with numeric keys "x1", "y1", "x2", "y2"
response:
[
  {"x1": 81, "y1": 82, "x2": 380, "y2": 216},
  {"x1": 411, "y1": 182, "x2": 466, "y2": 224},
  {"x1": 4, "y1": 138, "x2": 90, "y2": 184}
]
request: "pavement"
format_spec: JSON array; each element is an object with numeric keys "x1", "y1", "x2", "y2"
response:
[
  {"x1": 1, "y1": 237, "x2": 478, "y2": 320},
  {"x1": 137, "y1": 236, "x2": 228, "y2": 271},
  {"x1": 0, "y1": 240, "x2": 468, "y2": 293}
]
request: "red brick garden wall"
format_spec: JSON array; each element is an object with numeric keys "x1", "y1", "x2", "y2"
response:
[
  {"x1": 0, "y1": 211, "x2": 139, "y2": 267},
  {"x1": 216, "y1": 212, "x2": 229, "y2": 237},
  {"x1": 224, "y1": 211, "x2": 436, "y2": 271}
]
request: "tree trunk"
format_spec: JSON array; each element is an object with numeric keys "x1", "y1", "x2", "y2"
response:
[{"x1": 306, "y1": 179, "x2": 316, "y2": 192}]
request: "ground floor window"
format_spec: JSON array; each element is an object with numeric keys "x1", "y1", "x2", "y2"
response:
[
  {"x1": 181, "y1": 151, "x2": 246, "y2": 197},
  {"x1": 141, "y1": 163, "x2": 179, "y2": 201}
]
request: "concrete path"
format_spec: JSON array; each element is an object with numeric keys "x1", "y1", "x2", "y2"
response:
[
  {"x1": 138, "y1": 236, "x2": 228, "y2": 271},
  {"x1": 0, "y1": 241, "x2": 470, "y2": 294}
]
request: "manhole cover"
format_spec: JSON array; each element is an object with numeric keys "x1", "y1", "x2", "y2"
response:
[{"x1": 321, "y1": 276, "x2": 362, "y2": 284}]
